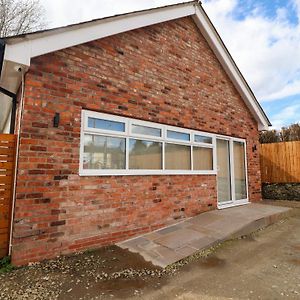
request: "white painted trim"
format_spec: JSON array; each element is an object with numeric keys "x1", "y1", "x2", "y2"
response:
[
  {"x1": 4, "y1": 3, "x2": 196, "y2": 66},
  {"x1": 79, "y1": 109, "x2": 85, "y2": 176},
  {"x1": 129, "y1": 119, "x2": 163, "y2": 140},
  {"x1": 216, "y1": 136, "x2": 249, "y2": 209},
  {"x1": 79, "y1": 170, "x2": 217, "y2": 176},
  {"x1": 192, "y1": 7, "x2": 269, "y2": 130},
  {"x1": 80, "y1": 110, "x2": 216, "y2": 176},
  {"x1": 84, "y1": 110, "x2": 128, "y2": 137},
  {"x1": 243, "y1": 139, "x2": 249, "y2": 201},
  {"x1": 229, "y1": 138, "x2": 236, "y2": 205},
  {"x1": 217, "y1": 200, "x2": 249, "y2": 210}
]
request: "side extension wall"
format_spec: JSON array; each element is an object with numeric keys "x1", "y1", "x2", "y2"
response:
[{"x1": 12, "y1": 17, "x2": 261, "y2": 265}]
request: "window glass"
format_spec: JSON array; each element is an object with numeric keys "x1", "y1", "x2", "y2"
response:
[
  {"x1": 194, "y1": 135, "x2": 212, "y2": 144},
  {"x1": 193, "y1": 147, "x2": 213, "y2": 170},
  {"x1": 131, "y1": 124, "x2": 161, "y2": 137},
  {"x1": 165, "y1": 143, "x2": 191, "y2": 170},
  {"x1": 83, "y1": 134, "x2": 125, "y2": 169},
  {"x1": 129, "y1": 139, "x2": 162, "y2": 169},
  {"x1": 233, "y1": 141, "x2": 247, "y2": 200},
  {"x1": 216, "y1": 139, "x2": 232, "y2": 203},
  {"x1": 167, "y1": 130, "x2": 190, "y2": 141},
  {"x1": 88, "y1": 117, "x2": 125, "y2": 132}
]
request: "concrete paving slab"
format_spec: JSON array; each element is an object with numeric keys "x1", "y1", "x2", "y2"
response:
[
  {"x1": 185, "y1": 224, "x2": 226, "y2": 239},
  {"x1": 152, "y1": 245, "x2": 183, "y2": 264},
  {"x1": 154, "y1": 228, "x2": 205, "y2": 250},
  {"x1": 175, "y1": 246, "x2": 197, "y2": 257},
  {"x1": 187, "y1": 236, "x2": 217, "y2": 250},
  {"x1": 118, "y1": 203, "x2": 291, "y2": 268},
  {"x1": 145, "y1": 232, "x2": 161, "y2": 241},
  {"x1": 157, "y1": 225, "x2": 182, "y2": 235},
  {"x1": 204, "y1": 216, "x2": 246, "y2": 233},
  {"x1": 188, "y1": 212, "x2": 223, "y2": 225}
]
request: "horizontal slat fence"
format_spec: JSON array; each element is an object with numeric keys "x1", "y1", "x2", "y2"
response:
[
  {"x1": 0, "y1": 134, "x2": 16, "y2": 258},
  {"x1": 260, "y1": 141, "x2": 300, "y2": 183}
]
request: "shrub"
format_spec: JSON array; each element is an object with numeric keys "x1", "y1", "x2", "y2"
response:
[{"x1": 0, "y1": 256, "x2": 14, "y2": 273}]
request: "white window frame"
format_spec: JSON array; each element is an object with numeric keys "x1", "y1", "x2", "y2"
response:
[
  {"x1": 216, "y1": 135, "x2": 249, "y2": 209},
  {"x1": 79, "y1": 110, "x2": 218, "y2": 176}
]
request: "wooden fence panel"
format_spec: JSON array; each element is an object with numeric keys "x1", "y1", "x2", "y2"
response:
[
  {"x1": 260, "y1": 141, "x2": 300, "y2": 183},
  {"x1": 0, "y1": 134, "x2": 16, "y2": 258}
]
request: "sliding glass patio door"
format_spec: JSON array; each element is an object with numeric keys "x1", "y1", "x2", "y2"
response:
[
  {"x1": 216, "y1": 139, "x2": 232, "y2": 204},
  {"x1": 216, "y1": 137, "x2": 248, "y2": 208}
]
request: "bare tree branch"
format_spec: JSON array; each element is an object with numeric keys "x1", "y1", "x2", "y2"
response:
[
  {"x1": 260, "y1": 123, "x2": 300, "y2": 144},
  {"x1": 0, "y1": 0, "x2": 47, "y2": 37}
]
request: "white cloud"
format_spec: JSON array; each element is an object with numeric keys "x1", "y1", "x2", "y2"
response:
[
  {"x1": 202, "y1": 0, "x2": 300, "y2": 102},
  {"x1": 40, "y1": 0, "x2": 190, "y2": 28},
  {"x1": 270, "y1": 104, "x2": 300, "y2": 129},
  {"x1": 263, "y1": 79, "x2": 300, "y2": 101},
  {"x1": 40, "y1": 0, "x2": 300, "y2": 105}
]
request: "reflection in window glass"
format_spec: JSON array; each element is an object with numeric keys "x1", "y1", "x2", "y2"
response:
[
  {"x1": 217, "y1": 139, "x2": 232, "y2": 203},
  {"x1": 194, "y1": 135, "x2": 212, "y2": 144},
  {"x1": 88, "y1": 117, "x2": 125, "y2": 132},
  {"x1": 233, "y1": 141, "x2": 247, "y2": 200},
  {"x1": 83, "y1": 134, "x2": 125, "y2": 169},
  {"x1": 131, "y1": 124, "x2": 161, "y2": 137},
  {"x1": 167, "y1": 130, "x2": 190, "y2": 141},
  {"x1": 165, "y1": 143, "x2": 191, "y2": 170},
  {"x1": 193, "y1": 147, "x2": 213, "y2": 170},
  {"x1": 129, "y1": 139, "x2": 162, "y2": 169}
]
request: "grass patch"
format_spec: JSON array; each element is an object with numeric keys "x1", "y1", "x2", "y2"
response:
[{"x1": 0, "y1": 256, "x2": 14, "y2": 274}]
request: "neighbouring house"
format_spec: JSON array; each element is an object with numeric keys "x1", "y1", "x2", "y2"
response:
[{"x1": 0, "y1": 1, "x2": 271, "y2": 265}]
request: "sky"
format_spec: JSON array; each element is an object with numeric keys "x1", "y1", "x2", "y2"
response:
[{"x1": 39, "y1": 0, "x2": 300, "y2": 129}]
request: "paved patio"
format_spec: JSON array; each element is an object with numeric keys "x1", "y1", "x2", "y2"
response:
[{"x1": 118, "y1": 203, "x2": 291, "y2": 267}]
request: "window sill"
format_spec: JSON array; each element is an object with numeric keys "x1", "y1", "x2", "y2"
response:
[{"x1": 79, "y1": 170, "x2": 217, "y2": 177}]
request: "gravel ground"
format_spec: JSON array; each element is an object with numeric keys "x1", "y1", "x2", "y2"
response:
[
  {"x1": 0, "y1": 200, "x2": 299, "y2": 300},
  {"x1": 0, "y1": 246, "x2": 165, "y2": 300},
  {"x1": 0, "y1": 237, "x2": 221, "y2": 300}
]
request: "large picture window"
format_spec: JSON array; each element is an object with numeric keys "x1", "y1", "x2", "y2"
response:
[{"x1": 80, "y1": 110, "x2": 216, "y2": 176}]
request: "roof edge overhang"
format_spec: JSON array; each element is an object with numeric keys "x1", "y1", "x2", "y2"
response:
[
  {"x1": 193, "y1": 6, "x2": 271, "y2": 130},
  {"x1": 3, "y1": 1, "x2": 196, "y2": 66},
  {"x1": 0, "y1": 0, "x2": 271, "y2": 130}
]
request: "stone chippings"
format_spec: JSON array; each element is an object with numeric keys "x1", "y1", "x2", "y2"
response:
[
  {"x1": 263, "y1": 183, "x2": 300, "y2": 201},
  {"x1": 0, "y1": 244, "x2": 222, "y2": 300}
]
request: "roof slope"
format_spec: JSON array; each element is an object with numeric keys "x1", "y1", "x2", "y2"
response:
[{"x1": 0, "y1": 0, "x2": 271, "y2": 130}]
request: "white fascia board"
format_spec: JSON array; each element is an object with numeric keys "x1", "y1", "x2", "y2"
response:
[
  {"x1": 193, "y1": 6, "x2": 269, "y2": 130},
  {"x1": 4, "y1": 3, "x2": 196, "y2": 67},
  {"x1": 4, "y1": 42, "x2": 31, "y2": 66}
]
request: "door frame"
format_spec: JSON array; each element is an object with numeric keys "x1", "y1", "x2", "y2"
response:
[{"x1": 216, "y1": 135, "x2": 249, "y2": 209}]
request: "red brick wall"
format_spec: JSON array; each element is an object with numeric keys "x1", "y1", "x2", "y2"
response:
[{"x1": 12, "y1": 17, "x2": 261, "y2": 265}]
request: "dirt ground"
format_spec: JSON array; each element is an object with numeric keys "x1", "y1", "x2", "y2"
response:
[{"x1": 0, "y1": 200, "x2": 299, "y2": 300}]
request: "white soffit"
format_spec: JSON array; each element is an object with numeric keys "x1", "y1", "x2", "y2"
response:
[
  {"x1": 4, "y1": 2, "x2": 196, "y2": 66},
  {"x1": 1, "y1": 1, "x2": 271, "y2": 130}
]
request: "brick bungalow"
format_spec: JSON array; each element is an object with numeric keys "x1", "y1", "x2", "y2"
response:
[{"x1": 0, "y1": 1, "x2": 271, "y2": 265}]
